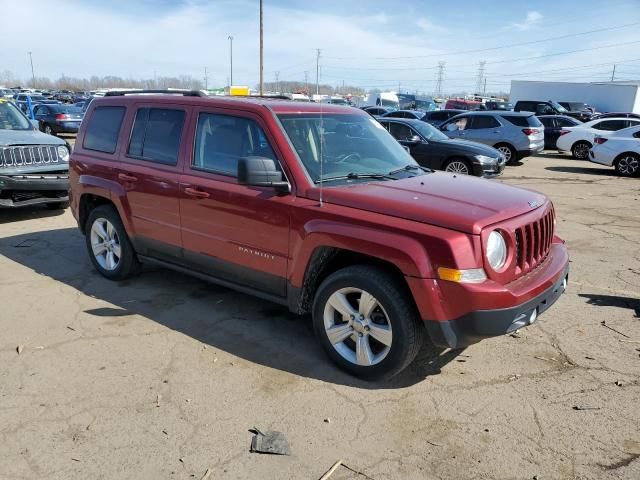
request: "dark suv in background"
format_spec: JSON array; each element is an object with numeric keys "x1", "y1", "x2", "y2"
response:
[{"x1": 514, "y1": 100, "x2": 594, "y2": 122}]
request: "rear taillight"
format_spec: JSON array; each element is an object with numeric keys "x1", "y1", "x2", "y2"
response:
[
  {"x1": 55, "y1": 114, "x2": 69, "y2": 121},
  {"x1": 559, "y1": 129, "x2": 570, "y2": 136},
  {"x1": 594, "y1": 137, "x2": 608, "y2": 144},
  {"x1": 522, "y1": 128, "x2": 539, "y2": 136}
]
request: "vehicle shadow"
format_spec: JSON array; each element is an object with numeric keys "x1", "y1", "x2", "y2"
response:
[
  {"x1": 0, "y1": 206, "x2": 67, "y2": 224},
  {"x1": 0, "y1": 227, "x2": 462, "y2": 389},
  {"x1": 579, "y1": 293, "x2": 640, "y2": 318},
  {"x1": 545, "y1": 166, "x2": 618, "y2": 177}
]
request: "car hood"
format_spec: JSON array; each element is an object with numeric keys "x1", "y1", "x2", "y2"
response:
[
  {"x1": 317, "y1": 173, "x2": 547, "y2": 234},
  {"x1": 438, "y1": 138, "x2": 502, "y2": 157},
  {"x1": 0, "y1": 129, "x2": 65, "y2": 146}
]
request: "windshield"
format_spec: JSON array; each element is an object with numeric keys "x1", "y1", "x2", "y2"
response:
[
  {"x1": 550, "y1": 101, "x2": 567, "y2": 113},
  {"x1": 381, "y1": 99, "x2": 399, "y2": 108},
  {"x1": 415, "y1": 100, "x2": 437, "y2": 111},
  {"x1": 277, "y1": 113, "x2": 417, "y2": 183},
  {"x1": 411, "y1": 121, "x2": 449, "y2": 141},
  {"x1": 0, "y1": 101, "x2": 32, "y2": 130},
  {"x1": 566, "y1": 102, "x2": 587, "y2": 111}
]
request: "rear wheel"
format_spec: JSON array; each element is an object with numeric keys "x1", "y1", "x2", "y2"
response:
[
  {"x1": 443, "y1": 157, "x2": 472, "y2": 175},
  {"x1": 614, "y1": 153, "x2": 640, "y2": 177},
  {"x1": 312, "y1": 265, "x2": 423, "y2": 380},
  {"x1": 85, "y1": 205, "x2": 140, "y2": 280},
  {"x1": 495, "y1": 143, "x2": 517, "y2": 165},
  {"x1": 571, "y1": 141, "x2": 591, "y2": 160}
]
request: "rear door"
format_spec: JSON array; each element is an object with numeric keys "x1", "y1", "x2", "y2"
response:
[
  {"x1": 459, "y1": 115, "x2": 502, "y2": 146},
  {"x1": 539, "y1": 117, "x2": 557, "y2": 148},
  {"x1": 178, "y1": 108, "x2": 291, "y2": 297},
  {"x1": 115, "y1": 104, "x2": 190, "y2": 259}
]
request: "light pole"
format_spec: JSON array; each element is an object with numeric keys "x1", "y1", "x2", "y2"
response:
[
  {"x1": 228, "y1": 35, "x2": 234, "y2": 87},
  {"x1": 28, "y1": 51, "x2": 35, "y2": 87}
]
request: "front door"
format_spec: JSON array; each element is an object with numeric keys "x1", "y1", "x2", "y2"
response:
[
  {"x1": 178, "y1": 108, "x2": 291, "y2": 297},
  {"x1": 461, "y1": 115, "x2": 503, "y2": 146},
  {"x1": 115, "y1": 104, "x2": 189, "y2": 258}
]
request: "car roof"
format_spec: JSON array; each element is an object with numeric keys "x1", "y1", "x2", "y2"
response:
[
  {"x1": 91, "y1": 94, "x2": 361, "y2": 115},
  {"x1": 453, "y1": 110, "x2": 532, "y2": 117},
  {"x1": 377, "y1": 117, "x2": 429, "y2": 126}
]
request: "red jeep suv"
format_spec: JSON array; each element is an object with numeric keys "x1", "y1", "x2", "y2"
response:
[{"x1": 69, "y1": 91, "x2": 569, "y2": 379}]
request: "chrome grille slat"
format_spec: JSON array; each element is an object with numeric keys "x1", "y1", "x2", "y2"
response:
[{"x1": 0, "y1": 145, "x2": 61, "y2": 168}]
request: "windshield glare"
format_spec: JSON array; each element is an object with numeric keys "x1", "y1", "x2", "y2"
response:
[
  {"x1": 411, "y1": 121, "x2": 449, "y2": 141},
  {"x1": 0, "y1": 102, "x2": 32, "y2": 130},
  {"x1": 550, "y1": 101, "x2": 567, "y2": 113},
  {"x1": 277, "y1": 113, "x2": 417, "y2": 183}
]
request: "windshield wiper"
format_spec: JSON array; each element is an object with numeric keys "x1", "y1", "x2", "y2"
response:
[
  {"x1": 314, "y1": 172, "x2": 394, "y2": 184},
  {"x1": 388, "y1": 164, "x2": 430, "y2": 176}
]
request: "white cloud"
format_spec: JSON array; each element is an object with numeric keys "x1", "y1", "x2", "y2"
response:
[
  {"x1": 511, "y1": 11, "x2": 543, "y2": 30},
  {"x1": 416, "y1": 17, "x2": 447, "y2": 33}
]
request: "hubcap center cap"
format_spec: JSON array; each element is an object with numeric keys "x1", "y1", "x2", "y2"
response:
[{"x1": 352, "y1": 318, "x2": 367, "y2": 334}]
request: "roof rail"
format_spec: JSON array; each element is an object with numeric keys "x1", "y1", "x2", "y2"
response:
[{"x1": 104, "y1": 89, "x2": 207, "y2": 97}]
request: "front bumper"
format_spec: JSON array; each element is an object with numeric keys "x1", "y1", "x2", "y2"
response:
[
  {"x1": 0, "y1": 173, "x2": 69, "y2": 207},
  {"x1": 476, "y1": 157, "x2": 506, "y2": 178}
]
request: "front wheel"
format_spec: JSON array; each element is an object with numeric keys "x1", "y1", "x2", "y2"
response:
[
  {"x1": 571, "y1": 141, "x2": 591, "y2": 160},
  {"x1": 312, "y1": 265, "x2": 423, "y2": 380},
  {"x1": 85, "y1": 205, "x2": 140, "y2": 280},
  {"x1": 443, "y1": 157, "x2": 472, "y2": 175},
  {"x1": 615, "y1": 153, "x2": 640, "y2": 177},
  {"x1": 495, "y1": 143, "x2": 517, "y2": 165}
]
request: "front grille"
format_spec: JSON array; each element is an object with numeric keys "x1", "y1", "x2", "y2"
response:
[
  {"x1": 0, "y1": 145, "x2": 61, "y2": 168},
  {"x1": 514, "y1": 207, "x2": 555, "y2": 275}
]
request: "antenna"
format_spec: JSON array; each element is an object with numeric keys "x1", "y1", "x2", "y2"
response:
[{"x1": 318, "y1": 49, "x2": 323, "y2": 208}]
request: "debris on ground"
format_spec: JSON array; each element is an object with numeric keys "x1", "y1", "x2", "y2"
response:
[
  {"x1": 509, "y1": 330, "x2": 521, "y2": 338},
  {"x1": 200, "y1": 469, "x2": 212, "y2": 480},
  {"x1": 585, "y1": 356, "x2": 595, "y2": 360},
  {"x1": 600, "y1": 320, "x2": 630, "y2": 338},
  {"x1": 324, "y1": 418, "x2": 331, "y2": 423},
  {"x1": 573, "y1": 405, "x2": 601, "y2": 411},
  {"x1": 615, "y1": 380, "x2": 624, "y2": 387},
  {"x1": 425, "y1": 440, "x2": 443, "y2": 447},
  {"x1": 318, "y1": 459, "x2": 377, "y2": 480},
  {"x1": 66, "y1": 326, "x2": 76, "y2": 331},
  {"x1": 156, "y1": 394, "x2": 161, "y2": 407},
  {"x1": 16, "y1": 345, "x2": 24, "y2": 355},
  {"x1": 249, "y1": 427, "x2": 290, "y2": 455}
]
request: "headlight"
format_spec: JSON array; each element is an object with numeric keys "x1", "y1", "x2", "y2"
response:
[
  {"x1": 474, "y1": 154, "x2": 497, "y2": 164},
  {"x1": 486, "y1": 230, "x2": 507, "y2": 271},
  {"x1": 57, "y1": 145, "x2": 70, "y2": 162}
]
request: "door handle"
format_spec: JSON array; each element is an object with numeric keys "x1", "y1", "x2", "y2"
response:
[
  {"x1": 184, "y1": 187, "x2": 210, "y2": 199},
  {"x1": 118, "y1": 173, "x2": 138, "y2": 182}
]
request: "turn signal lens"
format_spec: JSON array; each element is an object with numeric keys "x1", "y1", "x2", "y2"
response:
[{"x1": 438, "y1": 267, "x2": 487, "y2": 283}]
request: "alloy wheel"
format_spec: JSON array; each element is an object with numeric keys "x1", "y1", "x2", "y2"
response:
[
  {"x1": 90, "y1": 218, "x2": 121, "y2": 271},
  {"x1": 573, "y1": 143, "x2": 589, "y2": 159},
  {"x1": 445, "y1": 160, "x2": 470, "y2": 175},
  {"x1": 617, "y1": 155, "x2": 639, "y2": 175},
  {"x1": 323, "y1": 287, "x2": 393, "y2": 367},
  {"x1": 497, "y1": 146, "x2": 511, "y2": 162}
]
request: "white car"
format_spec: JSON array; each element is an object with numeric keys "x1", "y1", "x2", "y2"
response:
[
  {"x1": 556, "y1": 117, "x2": 640, "y2": 160},
  {"x1": 589, "y1": 125, "x2": 640, "y2": 177}
]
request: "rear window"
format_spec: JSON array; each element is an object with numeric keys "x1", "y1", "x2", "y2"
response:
[
  {"x1": 127, "y1": 108, "x2": 185, "y2": 165},
  {"x1": 83, "y1": 106, "x2": 126, "y2": 154},
  {"x1": 501, "y1": 115, "x2": 541, "y2": 127}
]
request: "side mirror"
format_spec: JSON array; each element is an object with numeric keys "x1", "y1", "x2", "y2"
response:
[
  {"x1": 238, "y1": 157, "x2": 290, "y2": 194},
  {"x1": 408, "y1": 135, "x2": 422, "y2": 144}
]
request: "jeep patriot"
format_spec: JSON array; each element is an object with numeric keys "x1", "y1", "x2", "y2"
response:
[{"x1": 69, "y1": 91, "x2": 569, "y2": 379}]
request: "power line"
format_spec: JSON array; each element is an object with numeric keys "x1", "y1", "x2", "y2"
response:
[{"x1": 323, "y1": 22, "x2": 640, "y2": 60}]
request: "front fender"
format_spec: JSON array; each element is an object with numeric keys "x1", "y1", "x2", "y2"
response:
[{"x1": 289, "y1": 219, "x2": 435, "y2": 288}]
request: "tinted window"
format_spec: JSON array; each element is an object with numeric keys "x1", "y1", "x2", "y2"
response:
[
  {"x1": 388, "y1": 123, "x2": 415, "y2": 141},
  {"x1": 516, "y1": 102, "x2": 534, "y2": 112},
  {"x1": 83, "y1": 106, "x2": 125, "y2": 154},
  {"x1": 127, "y1": 108, "x2": 185, "y2": 165},
  {"x1": 539, "y1": 117, "x2": 554, "y2": 128},
  {"x1": 467, "y1": 115, "x2": 500, "y2": 129},
  {"x1": 385, "y1": 111, "x2": 403, "y2": 118},
  {"x1": 429, "y1": 111, "x2": 447, "y2": 121},
  {"x1": 593, "y1": 120, "x2": 627, "y2": 131},
  {"x1": 502, "y1": 115, "x2": 541, "y2": 127},
  {"x1": 556, "y1": 117, "x2": 580, "y2": 127},
  {"x1": 193, "y1": 113, "x2": 276, "y2": 176},
  {"x1": 626, "y1": 120, "x2": 640, "y2": 128}
]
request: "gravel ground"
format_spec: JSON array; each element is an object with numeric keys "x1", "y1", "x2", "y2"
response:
[{"x1": 0, "y1": 152, "x2": 639, "y2": 480}]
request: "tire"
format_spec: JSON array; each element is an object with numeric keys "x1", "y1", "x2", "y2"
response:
[
  {"x1": 571, "y1": 141, "x2": 591, "y2": 160},
  {"x1": 312, "y1": 265, "x2": 424, "y2": 380},
  {"x1": 614, "y1": 153, "x2": 640, "y2": 177},
  {"x1": 85, "y1": 205, "x2": 140, "y2": 280},
  {"x1": 443, "y1": 157, "x2": 473, "y2": 175},
  {"x1": 45, "y1": 201, "x2": 69, "y2": 210},
  {"x1": 495, "y1": 143, "x2": 517, "y2": 165}
]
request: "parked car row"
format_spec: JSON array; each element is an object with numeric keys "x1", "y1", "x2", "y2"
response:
[{"x1": 589, "y1": 125, "x2": 640, "y2": 177}]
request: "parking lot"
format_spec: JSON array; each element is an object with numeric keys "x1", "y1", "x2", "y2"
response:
[{"x1": 0, "y1": 153, "x2": 638, "y2": 480}]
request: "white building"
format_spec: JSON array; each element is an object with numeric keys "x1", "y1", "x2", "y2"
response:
[{"x1": 509, "y1": 80, "x2": 640, "y2": 113}]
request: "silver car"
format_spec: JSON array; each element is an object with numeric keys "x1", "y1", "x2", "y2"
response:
[{"x1": 439, "y1": 111, "x2": 544, "y2": 164}]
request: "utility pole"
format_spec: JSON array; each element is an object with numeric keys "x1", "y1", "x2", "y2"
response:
[
  {"x1": 475, "y1": 60, "x2": 486, "y2": 94},
  {"x1": 259, "y1": 0, "x2": 264, "y2": 95},
  {"x1": 304, "y1": 70, "x2": 309, "y2": 94},
  {"x1": 204, "y1": 68, "x2": 208, "y2": 90},
  {"x1": 275, "y1": 71, "x2": 280, "y2": 93},
  {"x1": 228, "y1": 35, "x2": 234, "y2": 87},
  {"x1": 28, "y1": 51, "x2": 35, "y2": 87},
  {"x1": 435, "y1": 61, "x2": 445, "y2": 98},
  {"x1": 316, "y1": 48, "x2": 321, "y2": 96},
  {"x1": 611, "y1": 64, "x2": 617, "y2": 82}
]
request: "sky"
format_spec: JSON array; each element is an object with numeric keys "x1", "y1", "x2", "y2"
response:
[{"x1": 2, "y1": 0, "x2": 640, "y2": 94}]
